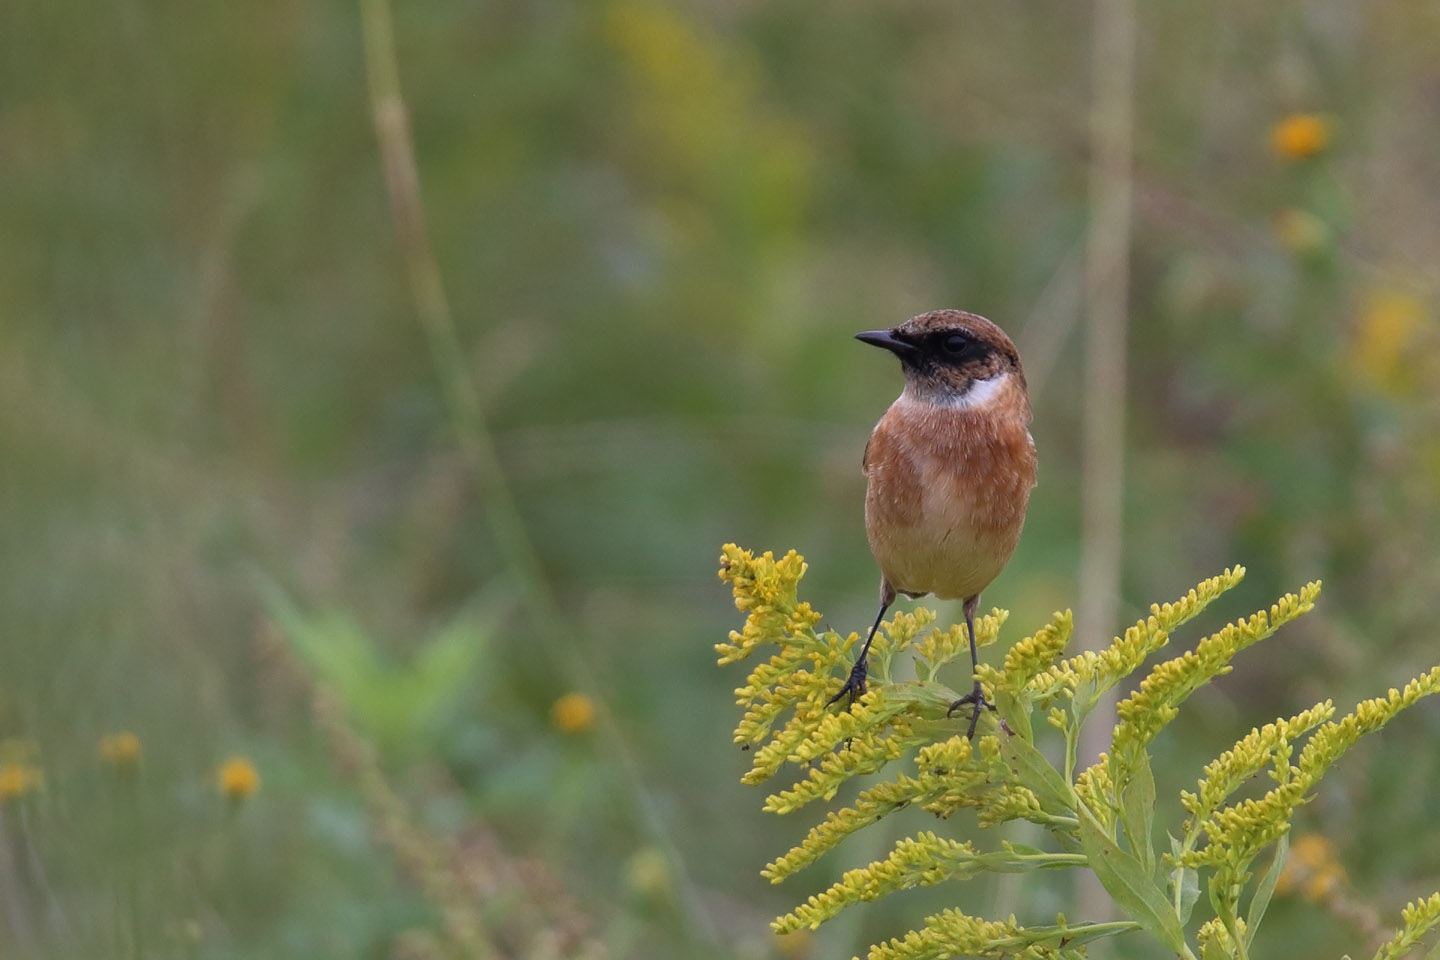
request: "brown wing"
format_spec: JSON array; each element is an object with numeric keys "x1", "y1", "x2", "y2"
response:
[{"x1": 861, "y1": 412, "x2": 923, "y2": 525}]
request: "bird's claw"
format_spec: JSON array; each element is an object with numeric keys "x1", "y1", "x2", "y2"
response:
[
  {"x1": 827, "y1": 658, "x2": 869, "y2": 710},
  {"x1": 946, "y1": 683, "x2": 995, "y2": 739}
]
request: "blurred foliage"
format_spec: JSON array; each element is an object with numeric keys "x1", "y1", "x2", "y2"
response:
[{"x1": 2, "y1": 1, "x2": 1440, "y2": 958}]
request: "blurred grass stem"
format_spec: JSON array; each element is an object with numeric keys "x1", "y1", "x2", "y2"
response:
[
  {"x1": 357, "y1": 0, "x2": 719, "y2": 947},
  {"x1": 1078, "y1": 0, "x2": 1136, "y2": 930}
]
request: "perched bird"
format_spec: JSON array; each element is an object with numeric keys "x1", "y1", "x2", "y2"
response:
[{"x1": 830, "y1": 309, "x2": 1037, "y2": 738}]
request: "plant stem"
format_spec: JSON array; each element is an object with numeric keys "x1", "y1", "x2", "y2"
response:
[{"x1": 1078, "y1": 0, "x2": 1136, "y2": 932}]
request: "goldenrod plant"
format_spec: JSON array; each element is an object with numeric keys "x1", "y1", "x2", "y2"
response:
[{"x1": 717, "y1": 544, "x2": 1440, "y2": 960}]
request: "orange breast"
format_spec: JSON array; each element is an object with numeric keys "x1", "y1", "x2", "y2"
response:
[{"x1": 863, "y1": 393, "x2": 1037, "y2": 600}]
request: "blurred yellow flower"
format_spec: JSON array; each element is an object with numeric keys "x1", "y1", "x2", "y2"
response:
[
  {"x1": 98, "y1": 731, "x2": 142, "y2": 769},
  {"x1": 1272, "y1": 207, "x2": 1329, "y2": 257},
  {"x1": 1271, "y1": 113, "x2": 1330, "y2": 160},
  {"x1": 551, "y1": 692, "x2": 596, "y2": 734},
  {"x1": 0, "y1": 762, "x2": 42, "y2": 800},
  {"x1": 773, "y1": 928, "x2": 815, "y2": 958},
  {"x1": 166, "y1": 919, "x2": 204, "y2": 945},
  {"x1": 623, "y1": 846, "x2": 671, "y2": 899},
  {"x1": 217, "y1": 755, "x2": 260, "y2": 800},
  {"x1": 1353, "y1": 288, "x2": 1429, "y2": 393},
  {"x1": 1277, "y1": 832, "x2": 1345, "y2": 901}
]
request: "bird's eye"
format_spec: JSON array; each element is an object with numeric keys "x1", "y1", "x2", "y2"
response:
[{"x1": 941, "y1": 334, "x2": 971, "y2": 356}]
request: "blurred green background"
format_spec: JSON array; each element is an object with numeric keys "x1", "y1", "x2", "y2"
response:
[{"x1": 3, "y1": 2, "x2": 1440, "y2": 958}]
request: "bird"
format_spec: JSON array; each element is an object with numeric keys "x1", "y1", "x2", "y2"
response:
[{"x1": 829, "y1": 309, "x2": 1038, "y2": 739}]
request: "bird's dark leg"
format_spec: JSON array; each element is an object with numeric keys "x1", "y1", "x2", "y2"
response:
[
  {"x1": 946, "y1": 595, "x2": 994, "y2": 738},
  {"x1": 828, "y1": 580, "x2": 896, "y2": 709}
]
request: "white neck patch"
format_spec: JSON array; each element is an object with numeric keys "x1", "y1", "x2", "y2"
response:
[{"x1": 905, "y1": 373, "x2": 1009, "y2": 409}]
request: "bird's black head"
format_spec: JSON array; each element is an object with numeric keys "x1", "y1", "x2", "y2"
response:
[{"x1": 856, "y1": 309, "x2": 1026, "y2": 406}]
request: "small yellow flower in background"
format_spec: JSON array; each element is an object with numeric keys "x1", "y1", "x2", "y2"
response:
[
  {"x1": 164, "y1": 918, "x2": 205, "y2": 945},
  {"x1": 217, "y1": 755, "x2": 260, "y2": 800},
  {"x1": 0, "y1": 739, "x2": 43, "y2": 800},
  {"x1": 0, "y1": 763, "x2": 42, "y2": 800},
  {"x1": 1271, "y1": 112, "x2": 1330, "y2": 160},
  {"x1": 1353, "y1": 288, "x2": 1429, "y2": 393},
  {"x1": 1277, "y1": 833, "x2": 1346, "y2": 901},
  {"x1": 773, "y1": 928, "x2": 815, "y2": 958},
  {"x1": 551, "y1": 692, "x2": 596, "y2": 734},
  {"x1": 98, "y1": 731, "x2": 142, "y2": 770},
  {"x1": 623, "y1": 846, "x2": 672, "y2": 900},
  {"x1": 1272, "y1": 207, "x2": 1330, "y2": 257}
]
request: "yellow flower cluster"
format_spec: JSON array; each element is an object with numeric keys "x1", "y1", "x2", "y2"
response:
[
  {"x1": 763, "y1": 717, "x2": 923, "y2": 815},
  {"x1": 718, "y1": 545, "x2": 1437, "y2": 959},
  {"x1": 868, "y1": 908, "x2": 1062, "y2": 960},
  {"x1": 761, "y1": 734, "x2": 1049, "y2": 885},
  {"x1": 716, "y1": 545, "x2": 818, "y2": 665},
  {"x1": 905, "y1": 608, "x2": 1007, "y2": 679},
  {"x1": 920, "y1": 736, "x2": 1032, "y2": 825},
  {"x1": 1187, "y1": 666, "x2": 1440, "y2": 882},
  {"x1": 762, "y1": 771, "x2": 940, "y2": 884},
  {"x1": 718, "y1": 545, "x2": 857, "y2": 786},
  {"x1": 1027, "y1": 568, "x2": 1246, "y2": 710},
  {"x1": 1196, "y1": 916, "x2": 1245, "y2": 956},
  {"x1": 1299, "y1": 666, "x2": 1440, "y2": 780},
  {"x1": 778, "y1": 834, "x2": 1090, "y2": 939},
  {"x1": 1181, "y1": 702, "x2": 1333, "y2": 828},
  {"x1": 776, "y1": 833, "x2": 984, "y2": 932},
  {"x1": 736, "y1": 641, "x2": 845, "y2": 785},
  {"x1": 996, "y1": 610, "x2": 1073, "y2": 692},
  {"x1": 963, "y1": 785, "x2": 1045, "y2": 828},
  {"x1": 1112, "y1": 581, "x2": 1321, "y2": 762},
  {"x1": 1073, "y1": 754, "x2": 1117, "y2": 829},
  {"x1": 784, "y1": 690, "x2": 908, "y2": 767},
  {"x1": 1373, "y1": 893, "x2": 1440, "y2": 960}
]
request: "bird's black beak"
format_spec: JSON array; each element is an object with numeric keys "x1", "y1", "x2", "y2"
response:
[{"x1": 855, "y1": 329, "x2": 918, "y2": 357}]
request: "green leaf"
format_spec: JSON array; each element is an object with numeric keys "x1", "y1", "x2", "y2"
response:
[
  {"x1": 1168, "y1": 833, "x2": 1201, "y2": 925},
  {"x1": 1119, "y1": 752, "x2": 1157, "y2": 875},
  {"x1": 1077, "y1": 806, "x2": 1188, "y2": 955},
  {"x1": 1000, "y1": 730, "x2": 1076, "y2": 815},
  {"x1": 1072, "y1": 674, "x2": 1100, "y2": 726},
  {"x1": 1246, "y1": 833, "x2": 1288, "y2": 947},
  {"x1": 257, "y1": 576, "x2": 505, "y2": 752},
  {"x1": 995, "y1": 688, "x2": 1033, "y2": 744},
  {"x1": 1020, "y1": 920, "x2": 1143, "y2": 950}
]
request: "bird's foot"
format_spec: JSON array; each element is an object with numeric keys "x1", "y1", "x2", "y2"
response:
[
  {"x1": 826, "y1": 657, "x2": 869, "y2": 710},
  {"x1": 946, "y1": 681, "x2": 995, "y2": 739}
]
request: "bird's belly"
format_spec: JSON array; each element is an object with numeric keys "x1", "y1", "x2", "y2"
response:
[
  {"x1": 867, "y1": 507, "x2": 1013, "y2": 600},
  {"x1": 864, "y1": 455, "x2": 1030, "y2": 601}
]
